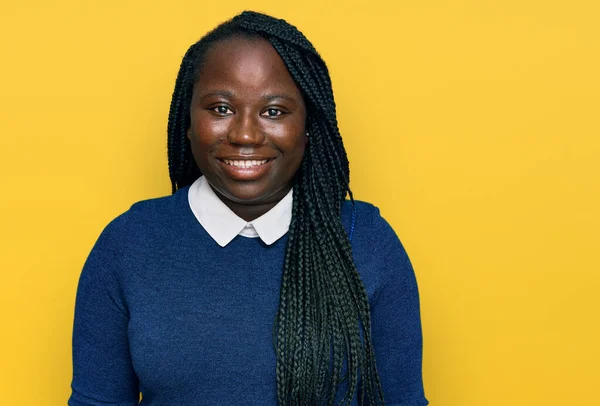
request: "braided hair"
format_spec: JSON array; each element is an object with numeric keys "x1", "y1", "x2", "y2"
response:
[{"x1": 167, "y1": 11, "x2": 384, "y2": 405}]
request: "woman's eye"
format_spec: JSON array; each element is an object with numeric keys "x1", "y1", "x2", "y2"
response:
[
  {"x1": 262, "y1": 108, "x2": 283, "y2": 117},
  {"x1": 213, "y1": 106, "x2": 232, "y2": 115}
]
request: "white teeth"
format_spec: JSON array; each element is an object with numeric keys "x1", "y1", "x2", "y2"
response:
[{"x1": 223, "y1": 159, "x2": 268, "y2": 168}]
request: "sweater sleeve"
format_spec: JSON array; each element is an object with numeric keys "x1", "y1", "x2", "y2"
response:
[
  {"x1": 68, "y1": 215, "x2": 140, "y2": 406},
  {"x1": 369, "y1": 208, "x2": 428, "y2": 405}
]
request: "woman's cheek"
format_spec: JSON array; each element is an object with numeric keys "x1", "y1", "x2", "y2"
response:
[{"x1": 197, "y1": 120, "x2": 230, "y2": 143}]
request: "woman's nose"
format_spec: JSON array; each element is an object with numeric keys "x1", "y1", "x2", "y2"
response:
[{"x1": 226, "y1": 112, "x2": 265, "y2": 145}]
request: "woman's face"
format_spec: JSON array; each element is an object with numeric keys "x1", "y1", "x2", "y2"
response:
[{"x1": 188, "y1": 37, "x2": 307, "y2": 207}]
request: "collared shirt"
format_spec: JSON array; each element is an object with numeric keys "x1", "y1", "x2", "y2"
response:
[{"x1": 187, "y1": 176, "x2": 293, "y2": 247}]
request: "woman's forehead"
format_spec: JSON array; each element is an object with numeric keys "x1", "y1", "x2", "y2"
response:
[{"x1": 195, "y1": 37, "x2": 303, "y2": 100}]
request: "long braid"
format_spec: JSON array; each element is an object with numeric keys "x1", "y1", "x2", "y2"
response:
[
  {"x1": 167, "y1": 11, "x2": 384, "y2": 405},
  {"x1": 167, "y1": 43, "x2": 201, "y2": 192}
]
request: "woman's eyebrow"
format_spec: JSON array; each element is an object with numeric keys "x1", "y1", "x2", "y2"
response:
[
  {"x1": 261, "y1": 93, "x2": 297, "y2": 103},
  {"x1": 199, "y1": 90, "x2": 235, "y2": 100}
]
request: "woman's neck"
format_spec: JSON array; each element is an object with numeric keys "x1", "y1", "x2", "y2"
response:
[{"x1": 210, "y1": 185, "x2": 291, "y2": 222}]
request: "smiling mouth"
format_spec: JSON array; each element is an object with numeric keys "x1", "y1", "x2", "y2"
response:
[{"x1": 219, "y1": 158, "x2": 273, "y2": 168}]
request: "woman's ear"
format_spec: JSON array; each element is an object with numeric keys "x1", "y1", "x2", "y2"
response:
[{"x1": 186, "y1": 128, "x2": 192, "y2": 140}]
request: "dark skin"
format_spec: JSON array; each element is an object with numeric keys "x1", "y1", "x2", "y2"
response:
[{"x1": 187, "y1": 37, "x2": 307, "y2": 222}]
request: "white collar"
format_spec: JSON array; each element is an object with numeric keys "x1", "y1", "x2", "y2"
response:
[{"x1": 188, "y1": 176, "x2": 293, "y2": 247}]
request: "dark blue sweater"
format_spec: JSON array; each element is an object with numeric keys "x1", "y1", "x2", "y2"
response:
[{"x1": 69, "y1": 186, "x2": 427, "y2": 405}]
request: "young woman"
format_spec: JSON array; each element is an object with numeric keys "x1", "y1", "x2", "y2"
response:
[{"x1": 69, "y1": 11, "x2": 428, "y2": 406}]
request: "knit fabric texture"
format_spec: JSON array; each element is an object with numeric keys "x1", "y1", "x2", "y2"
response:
[{"x1": 69, "y1": 186, "x2": 428, "y2": 405}]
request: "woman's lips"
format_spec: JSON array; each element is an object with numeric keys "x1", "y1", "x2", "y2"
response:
[{"x1": 217, "y1": 157, "x2": 275, "y2": 180}]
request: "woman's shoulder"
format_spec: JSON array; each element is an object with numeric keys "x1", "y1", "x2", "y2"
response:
[
  {"x1": 127, "y1": 185, "x2": 190, "y2": 218},
  {"x1": 341, "y1": 199, "x2": 414, "y2": 285},
  {"x1": 341, "y1": 199, "x2": 401, "y2": 244},
  {"x1": 96, "y1": 186, "x2": 192, "y2": 245}
]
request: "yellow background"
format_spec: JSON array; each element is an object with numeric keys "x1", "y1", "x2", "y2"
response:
[{"x1": 1, "y1": 1, "x2": 598, "y2": 404}]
